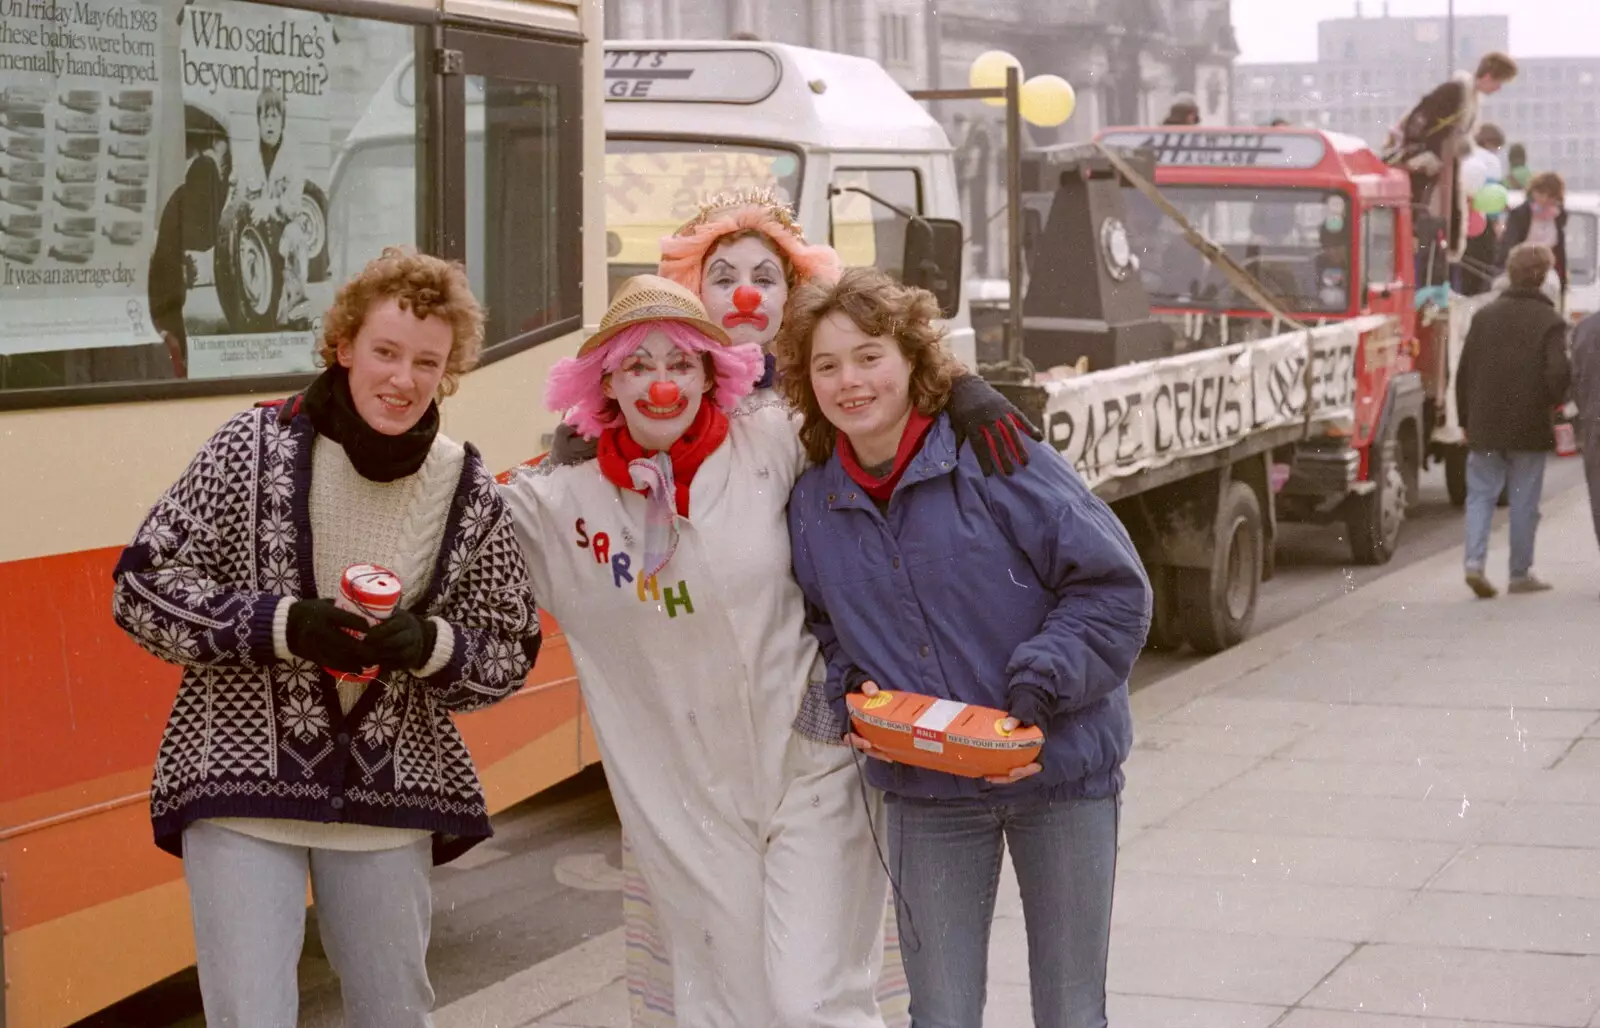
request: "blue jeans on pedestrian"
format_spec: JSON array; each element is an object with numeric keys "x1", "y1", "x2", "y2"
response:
[
  {"x1": 1464, "y1": 449, "x2": 1548, "y2": 578},
  {"x1": 888, "y1": 793, "x2": 1119, "y2": 1028}
]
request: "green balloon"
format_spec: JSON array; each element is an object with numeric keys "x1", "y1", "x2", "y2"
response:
[{"x1": 1473, "y1": 184, "x2": 1509, "y2": 215}]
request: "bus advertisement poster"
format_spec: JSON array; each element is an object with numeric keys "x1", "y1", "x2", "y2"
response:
[
  {"x1": 0, "y1": 0, "x2": 165, "y2": 357},
  {"x1": 172, "y1": 0, "x2": 334, "y2": 380}
]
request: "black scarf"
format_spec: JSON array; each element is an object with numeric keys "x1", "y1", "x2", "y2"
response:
[{"x1": 303, "y1": 366, "x2": 439, "y2": 483}]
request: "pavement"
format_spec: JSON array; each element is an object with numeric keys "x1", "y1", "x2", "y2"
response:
[{"x1": 433, "y1": 483, "x2": 1600, "y2": 1028}]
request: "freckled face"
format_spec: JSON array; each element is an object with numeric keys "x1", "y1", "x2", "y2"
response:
[
  {"x1": 701, "y1": 236, "x2": 789, "y2": 349},
  {"x1": 336, "y1": 297, "x2": 452, "y2": 435},
  {"x1": 603, "y1": 327, "x2": 709, "y2": 451}
]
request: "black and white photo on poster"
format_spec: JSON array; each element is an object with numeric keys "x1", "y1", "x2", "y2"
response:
[{"x1": 163, "y1": 0, "x2": 333, "y2": 380}]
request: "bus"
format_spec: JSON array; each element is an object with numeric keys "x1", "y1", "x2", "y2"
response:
[{"x1": 0, "y1": 0, "x2": 605, "y2": 1022}]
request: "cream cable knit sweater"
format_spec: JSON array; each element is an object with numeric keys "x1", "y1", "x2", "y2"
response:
[{"x1": 211, "y1": 432, "x2": 466, "y2": 852}]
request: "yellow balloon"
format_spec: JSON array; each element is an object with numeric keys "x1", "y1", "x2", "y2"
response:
[
  {"x1": 969, "y1": 50, "x2": 1022, "y2": 108},
  {"x1": 1020, "y1": 74, "x2": 1076, "y2": 128}
]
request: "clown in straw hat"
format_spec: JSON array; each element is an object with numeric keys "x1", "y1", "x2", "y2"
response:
[{"x1": 500, "y1": 273, "x2": 897, "y2": 1028}]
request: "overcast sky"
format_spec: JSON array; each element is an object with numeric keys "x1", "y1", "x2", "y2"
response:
[{"x1": 1232, "y1": 0, "x2": 1600, "y2": 63}]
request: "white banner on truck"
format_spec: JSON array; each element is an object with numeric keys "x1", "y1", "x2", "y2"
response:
[{"x1": 1041, "y1": 315, "x2": 1394, "y2": 490}]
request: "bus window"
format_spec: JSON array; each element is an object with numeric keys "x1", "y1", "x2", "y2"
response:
[
  {"x1": 829, "y1": 168, "x2": 923, "y2": 281},
  {"x1": 604, "y1": 139, "x2": 803, "y2": 300},
  {"x1": 0, "y1": 2, "x2": 419, "y2": 398}
]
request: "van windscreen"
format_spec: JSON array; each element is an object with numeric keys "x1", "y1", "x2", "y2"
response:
[
  {"x1": 1120, "y1": 185, "x2": 1355, "y2": 315},
  {"x1": 605, "y1": 138, "x2": 803, "y2": 292}
]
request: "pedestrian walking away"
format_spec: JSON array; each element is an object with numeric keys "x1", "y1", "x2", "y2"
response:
[
  {"x1": 109, "y1": 247, "x2": 542, "y2": 1028},
  {"x1": 1569, "y1": 308, "x2": 1600, "y2": 572},
  {"x1": 779, "y1": 268, "x2": 1152, "y2": 1028},
  {"x1": 1455, "y1": 241, "x2": 1572, "y2": 598}
]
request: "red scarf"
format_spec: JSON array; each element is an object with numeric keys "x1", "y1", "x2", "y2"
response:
[
  {"x1": 597, "y1": 400, "x2": 728, "y2": 517},
  {"x1": 837, "y1": 409, "x2": 936, "y2": 504}
]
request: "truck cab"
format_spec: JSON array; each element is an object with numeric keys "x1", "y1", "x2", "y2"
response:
[
  {"x1": 603, "y1": 41, "x2": 975, "y2": 365},
  {"x1": 1077, "y1": 126, "x2": 1425, "y2": 565}
]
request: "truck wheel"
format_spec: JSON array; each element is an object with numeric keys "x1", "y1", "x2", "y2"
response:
[
  {"x1": 1445, "y1": 446, "x2": 1468, "y2": 507},
  {"x1": 1145, "y1": 567, "x2": 1185, "y2": 652},
  {"x1": 1177, "y1": 481, "x2": 1263, "y2": 655},
  {"x1": 300, "y1": 181, "x2": 329, "y2": 283},
  {"x1": 1349, "y1": 438, "x2": 1405, "y2": 565}
]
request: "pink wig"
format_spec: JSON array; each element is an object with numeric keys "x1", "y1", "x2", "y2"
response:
[
  {"x1": 544, "y1": 321, "x2": 765, "y2": 439},
  {"x1": 658, "y1": 204, "x2": 843, "y2": 297}
]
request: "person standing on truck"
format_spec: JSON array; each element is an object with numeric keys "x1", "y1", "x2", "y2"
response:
[
  {"x1": 1459, "y1": 123, "x2": 1507, "y2": 297},
  {"x1": 1456, "y1": 242, "x2": 1572, "y2": 598},
  {"x1": 1384, "y1": 51, "x2": 1519, "y2": 280},
  {"x1": 1569, "y1": 308, "x2": 1600, "y2": 567},
  {"x1": 780, "y1": 267, "x2": 1151, "y2": 1028},
  {"x1": 502, "y1": 276, "x2": 887, "y2": 1028},
  {"x1": 109, "y1": 248, "x2": 542, "y2": 1027},
  {"x1": 1507, "y1": 143, "x2": 1533, "y2": 191},
  {"x1": 1498, "y1": 171, "x2": 1569, "y2": 304}
]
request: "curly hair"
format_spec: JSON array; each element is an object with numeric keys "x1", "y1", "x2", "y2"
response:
[
  {"x1": 317, "y1": 247, "x2": 485, "y2": 397},
  {"x1": 774, "y1": 266, "x2": 965, "y2": 465}
]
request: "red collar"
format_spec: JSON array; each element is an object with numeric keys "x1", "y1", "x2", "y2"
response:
[
  {"x1": 597, "y1": 400, "x2": 728, "y2": 517},
  {"x1": 837, "y1": 409, "x2": 935, "y2": 505}
]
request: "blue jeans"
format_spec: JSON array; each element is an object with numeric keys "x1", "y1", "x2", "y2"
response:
[
  {"x1": 1464, "y1": 449, "x2": 1548, "y2": 578},
  {"x1": 888, "y1": 794, "x2": 1119, "y2": 1028}
]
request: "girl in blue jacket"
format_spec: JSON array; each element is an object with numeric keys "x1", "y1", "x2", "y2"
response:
[{"x1": 777, "y1": 267, "x2": 1152, "y2": 1028}]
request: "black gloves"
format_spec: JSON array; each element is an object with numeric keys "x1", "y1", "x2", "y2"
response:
[
  {"x1": 286, "y1": 599, "x2": 377, "y2": 673},
  {"x1": 549, "y1": 421, "x2": 599, "y2": 466},
  {"x1": 364, "y1": 609, "x2": 439, "y2": 673},
  {"x1": 946, "y1": 373, "x2": 1045, "y2": 477},
  {"x1": 1005, "y1": 681, "x2": 1053, "y2": 730}
]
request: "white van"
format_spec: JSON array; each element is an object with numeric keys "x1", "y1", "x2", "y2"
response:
[{"x1": 602, "y1": 41, "x2": 976, "y2": 365}]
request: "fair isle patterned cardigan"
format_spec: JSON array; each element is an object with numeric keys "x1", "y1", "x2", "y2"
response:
[{"x1": 112, "y1": 401, "x2": 542, "y2": 863}]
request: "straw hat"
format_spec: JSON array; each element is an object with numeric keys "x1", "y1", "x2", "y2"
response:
[{"x1": 580, "y1": 274, "x2": 731, "y2": 357}]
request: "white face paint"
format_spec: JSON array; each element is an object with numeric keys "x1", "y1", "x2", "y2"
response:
[
  {"x1": 701, "y1": 235, "x2": 789, "y2": 350},
  {"x1": 603, "y1": 327, "x2": 709, "y2": 451}
]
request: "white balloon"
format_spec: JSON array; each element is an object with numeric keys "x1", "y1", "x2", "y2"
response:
[{"x1": 1460, "y1": 149, "x2": 1493, "y2": 195}]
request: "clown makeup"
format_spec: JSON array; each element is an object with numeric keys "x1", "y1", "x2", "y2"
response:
[
  {"x1": 603, "y1": 327, "x2": 709, "y2": 451},
  {"x1": 702, "y1": 236, "x2": 789, "y2": 350}
]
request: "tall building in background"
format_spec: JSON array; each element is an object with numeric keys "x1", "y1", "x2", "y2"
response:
[
  {"x1": 1234, "y1": 11, "x2": 1600, "y2": 190},
  {"x1": 605, "y1": 0, "x2": 1238, "y2": 277}
]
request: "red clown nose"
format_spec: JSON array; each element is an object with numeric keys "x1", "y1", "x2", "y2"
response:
[
  {"x1": 732, "y1": 285, "x2": 763, "y2": 314},
  {"x1": 647, "y1": 380, "x2": 681, "y2": 407}
]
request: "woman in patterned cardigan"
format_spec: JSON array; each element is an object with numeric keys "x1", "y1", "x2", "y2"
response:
[{"x1": 111, "y1": 247, "x2": 541, "y2": 1028}]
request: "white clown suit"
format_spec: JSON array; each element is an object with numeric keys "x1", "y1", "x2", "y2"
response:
[{"x1": 502, "y1": 399, "x2": 891, "y2": 1027}]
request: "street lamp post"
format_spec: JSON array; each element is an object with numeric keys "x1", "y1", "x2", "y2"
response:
[{"x1": 1446, "y1": 0, "x2": 1455, "y2": 71}]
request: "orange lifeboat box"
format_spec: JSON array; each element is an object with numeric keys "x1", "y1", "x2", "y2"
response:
[{"x1": 846, "y1": 690, "x2": 1044, "y2": 779}]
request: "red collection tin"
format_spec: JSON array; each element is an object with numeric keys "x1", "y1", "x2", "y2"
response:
[{"x1": 327, "y1": 563, "x2": 402, "y2": 684}]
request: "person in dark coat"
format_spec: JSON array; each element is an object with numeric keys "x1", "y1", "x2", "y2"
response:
[
  {"x1": 1385, "y1": 51, "x2": 1518, "y2": 277},
  {"x1": 1498, "y1": 171, "x2": 1569, "y2": 299},
  {"x1": 1570, "y1": 309, "x2": 1600, "y2": 565},
  {"x1": 1456, "y1": 242, "x2": 1572, "y2": 597}
]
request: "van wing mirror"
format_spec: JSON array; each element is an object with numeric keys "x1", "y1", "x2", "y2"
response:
[{"x1": 902, "y1": 217, "x2": 965, "y2": 319}]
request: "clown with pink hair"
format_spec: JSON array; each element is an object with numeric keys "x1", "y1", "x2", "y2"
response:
[
  {"x1": 514, "y1": 191, "x2": 1041, "y2": 1027},
  {"x1": 502, "y1": 273, "x2": 895, "y2": 1027}
]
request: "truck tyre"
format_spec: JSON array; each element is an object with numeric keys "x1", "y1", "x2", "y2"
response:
[
  {"x1": 1445, "y1": 446, "x2": 1467, "y2": 507},
  {"x1": 1177, "y1": 481, "x2": 1263, "y2": 655},
  {"x1": 300, "y1": 181, "x2": 329, "y2": 283},
  {"x1": 1349, "y1": 438, "x2": 1405, "y2": 565},
  {"x1": 1145, "y1": 567, "x2": 1185, "y2": 652}
]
